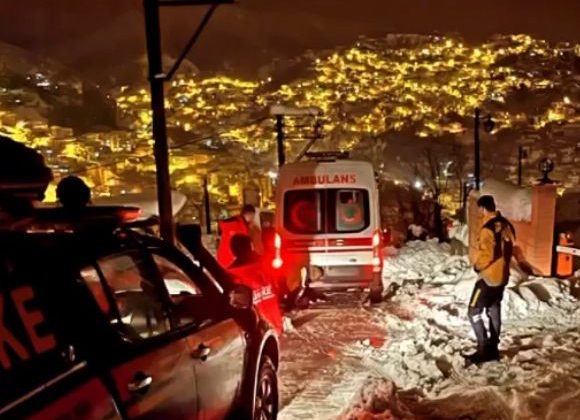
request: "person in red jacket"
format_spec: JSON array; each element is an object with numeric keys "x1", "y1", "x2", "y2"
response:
[
  {"x1": 217, "y1": 204, "x2": 256, "y2": 268},
  {"x1": 228, "y1": 234, "x2": 283, "y2": 335}
]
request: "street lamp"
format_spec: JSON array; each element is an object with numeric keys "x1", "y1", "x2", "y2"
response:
[{"x1": 474, "y1": 108, "x2": 495, "y2": 190}]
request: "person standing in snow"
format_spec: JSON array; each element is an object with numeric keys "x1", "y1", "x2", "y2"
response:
[
  {"x1": 466, "y1": 195, "x2": 515, "y2": 364},
  {"x1": 217, "y1": 204, "x2": 259, "y2": 268}
]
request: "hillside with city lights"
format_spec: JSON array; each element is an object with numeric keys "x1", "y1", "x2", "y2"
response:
[{"x1": 1, "y1": 33, "x2": 579, "y2": 221}]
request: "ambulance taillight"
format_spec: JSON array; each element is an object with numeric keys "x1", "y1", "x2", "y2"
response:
[
  {"x1": 372, "y1": 230, "x2": 382, "y2": 272},
  {"x1": 272, "y1": 232, "x2": 283, "y2": 269}
]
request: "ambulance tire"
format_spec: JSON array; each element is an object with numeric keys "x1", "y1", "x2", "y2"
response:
[
  {"x1": 369, "y1": 286, "x2": 383, "y2": 304},
  {"x1": 369, "y1": 275, "x2": 384, "y2": 304}
]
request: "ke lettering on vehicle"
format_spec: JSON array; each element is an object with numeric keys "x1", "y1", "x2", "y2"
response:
[{"x1": 0, "y1": 286, "x2": 57, "y2": 370}]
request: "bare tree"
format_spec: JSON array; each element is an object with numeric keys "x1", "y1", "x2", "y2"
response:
[{"x1": 410, "y1": 147, "x2": 450, "y2": 242}]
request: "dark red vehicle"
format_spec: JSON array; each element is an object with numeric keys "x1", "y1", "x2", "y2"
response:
[{"x1": 0, "y1": 208, "x2": 279, "y2": 420}]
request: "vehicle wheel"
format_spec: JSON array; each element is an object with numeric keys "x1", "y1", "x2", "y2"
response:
[
  {"x1": 254, "y1": 356, "x2": 278, "y2": 420},
  {"x1": 369, "y1": 286, "x2": 383, "y2": 304}
]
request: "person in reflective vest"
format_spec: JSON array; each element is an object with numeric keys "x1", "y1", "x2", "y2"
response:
[
  {"x1": 228, "y1": 234, "x2": 282, "y2": 335},
  {"x1": 217, "y1": 205, "x2": 256, "y2": 268}
]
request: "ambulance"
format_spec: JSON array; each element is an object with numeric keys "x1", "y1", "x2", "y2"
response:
[{"x1": 273, "y1": 152, "x2": 384, "y2": 303}]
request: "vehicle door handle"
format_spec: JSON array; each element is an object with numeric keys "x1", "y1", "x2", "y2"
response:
[
  {"x1": 191, "y1": 343, "x2": 211, "y2": 361},
  {"x1": 127, "y1": 372, "x2": 153, "y2": 394}
]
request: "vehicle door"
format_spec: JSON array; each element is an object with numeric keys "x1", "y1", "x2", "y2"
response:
[
  {"x1": 283, "y1": 188, "x2": 327, "y2": 287},
  {"x1": 324, "y1": 188, "x2": 373, "y2": 283},
  {"x1": 80, "y1": 250, "x2": 198, "y2": 419},
  {"x1": 149, "y1": 249, "x2": 247, "y2": 420},
  {"x1": 0, "y1": 234, "x2": 121, "y2": 420}
]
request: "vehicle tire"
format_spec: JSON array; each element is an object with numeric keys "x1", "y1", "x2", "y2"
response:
[
  {"x1": 253, "y1": 356, "x2": 278, "y2": 420},
  {"x1": 369, "y1": 273, "x2": 384, "y2": 304},
  {"x1": 369, "y1": 286, "x2": 383, "y2": 304}
]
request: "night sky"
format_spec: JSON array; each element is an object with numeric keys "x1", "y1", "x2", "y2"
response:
[{"x1": 2, "y1": 0, "x2": 579, "y2": 76}]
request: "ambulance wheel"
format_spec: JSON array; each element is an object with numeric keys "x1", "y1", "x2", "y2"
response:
[
  {"x1": 369, "y1": 287, "x2": 383, "y2": 304},
  {"x1": 369, "y1": 275, "x2": 384, "y2": 304}
]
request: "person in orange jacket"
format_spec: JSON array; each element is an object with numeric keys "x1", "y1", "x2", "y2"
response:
[
  {"x1": 228, "y1": 234, "x2": 283, "y2": 335},
  {"x1": 466, "y1": 195, "x2": 515, "y2": 365},
  {"x1": 217, "y1": 204, "x2": 256, "y2": 268}
]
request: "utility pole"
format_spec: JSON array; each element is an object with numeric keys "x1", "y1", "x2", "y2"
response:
[
  {"x1": 142, "y1": 0, "x2": 233, "y2": 244},
  {"x1": 473, "y1": 107, "x2": 495, "y2": 191},
  {"x1": 474, "y1": 108, "x2": 481, "y2": 191},
  {"x1": 203, "y1": 176, "x2": 211, "y2": 234},
  {"x1": 269, "y1": 104, "x2": 322, "y2": 168},
  {"x1": 517, "y1": 145, "x2": 529, "y2": 187},
  {"x1": 144, "y1": 0, "x2": 174, "y2": 243},
  {"x1": 275, "y1": 115, "x2": 285, "y2": 167}
]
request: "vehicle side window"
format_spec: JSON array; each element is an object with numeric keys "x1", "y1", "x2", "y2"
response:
[
  {"x1": 153, "y1": 254, "x2": 202, "y2": 300},
  {"x1": 152, "y1": 254, "x2": 213, "y2": 329},
  {"x1": 83, "y1": 252, "x2": 170, "y2": 340}
]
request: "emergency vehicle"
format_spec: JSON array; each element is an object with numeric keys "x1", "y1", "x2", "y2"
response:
[{"x1": 273, "y1": 152, "x2": 384, "y2": 303}]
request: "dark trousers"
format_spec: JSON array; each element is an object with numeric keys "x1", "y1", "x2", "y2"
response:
[{"x1": 467, "y1": 279, "x2": 504, "y2": 352}]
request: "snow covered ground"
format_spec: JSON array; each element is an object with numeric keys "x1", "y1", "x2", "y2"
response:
[{"x1": 278, "y1": 240, "x2": 580, "y2": 420}]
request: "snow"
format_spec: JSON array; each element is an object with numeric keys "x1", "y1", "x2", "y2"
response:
[
  {"x1": 279, "y1": 239, "x2": 579, "y2": 420},
  {"x1": 448, "y1": 221, "x2": 469, "y2": 247},
  {"x1": 341, "y1": 377, "x2": 413, "y2": 419},
  {"x1": 481, "y1": 179, "x2": 532, "y2": 222},
  {"x1": 343, "y1": 240, "x2": 579, "y2": 419}
]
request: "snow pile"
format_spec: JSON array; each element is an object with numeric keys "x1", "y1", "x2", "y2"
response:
[
  {"x1": 383, "y1": 239, "x2": 454, "y2": 282},
  {"x1": 350, "y1": 239, "x2": 580, "y2": 419},
  {"x1": 384, "y1": 239, "x2": 579, "y2": 323},
  {"x1": 481, "y1": 179, "x2": 532, "y2": 222},
  {"x1": 280, "y1": 240, "x2": 579, "y2": 420},
  {"x1": 341, "y1": 377, "x2": 413, "y2": 420},
  {"x1": 448, "y1": 221, "x2": 469, "y2": 247}
]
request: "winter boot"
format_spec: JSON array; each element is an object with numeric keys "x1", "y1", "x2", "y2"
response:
[
  {"x1": 463, "y1": 350, "x2": 487, "y2": 366},
  {"x1": 485, "y1": 343, "x2": 500, "y2": 361}
]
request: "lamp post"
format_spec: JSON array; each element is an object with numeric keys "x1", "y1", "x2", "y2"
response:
[
  {"x1": 203, "y1": 176, "x2": 211, "y2": 234},
  {"x1": 473, "y1": 108, "x2": 495, "y2": 190},
  {"x1": 517, "y1": 146, "x2": 530, "y2": 187}
]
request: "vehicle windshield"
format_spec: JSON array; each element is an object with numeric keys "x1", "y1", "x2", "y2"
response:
[{"x1": 284, "y1": 188, "x2": 370, "y2": 234}]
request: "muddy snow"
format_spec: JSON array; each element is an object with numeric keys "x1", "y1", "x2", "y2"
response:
[{"x1": 278, "y1": 240, "x2": 580, "y2": 420}]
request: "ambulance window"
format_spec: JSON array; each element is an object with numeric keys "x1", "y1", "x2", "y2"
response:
[
  {"x1": 284, "y1": 190, "x2": 323, "y2": 234},
  {"x1": 333, "y1": 189, "x2": 369, "y2": 233},
  {"x1": 96, "y1": 252, "x2": 170, "y2": 339}
]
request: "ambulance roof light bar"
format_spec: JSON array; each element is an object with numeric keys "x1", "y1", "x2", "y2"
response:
[{"x1": 305, "y1": 151, "x2": 350, "y2": 162}]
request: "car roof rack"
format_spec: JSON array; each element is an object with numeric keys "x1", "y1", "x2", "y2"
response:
[
  {"x1": 304, "y1": 151, "x2": 350, "y2": 162},
  {"x1": 25, "y1": 206, "x2": 142, "y2": 233}
]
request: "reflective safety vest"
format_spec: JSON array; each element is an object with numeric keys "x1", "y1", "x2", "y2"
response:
[
  {"x1": 217, "y1": 217, "x2": 249, "y2": 268},
  {"x1": 228, "y1": 262, "x2": 283, "y2": 335}
]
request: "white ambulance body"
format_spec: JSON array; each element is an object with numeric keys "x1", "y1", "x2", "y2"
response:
[{"x1": 273, "y1": 154, "x2": 383, "y2": 299}]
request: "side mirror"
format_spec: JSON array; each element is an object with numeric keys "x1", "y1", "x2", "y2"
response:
[{"x1": 228, "y1": 284, "x2": 253, "y2": 310}]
